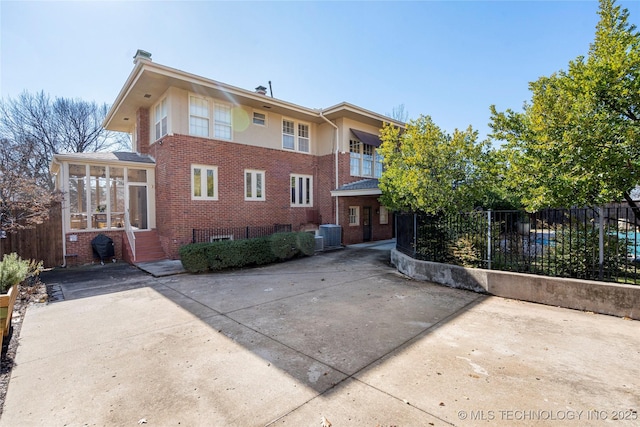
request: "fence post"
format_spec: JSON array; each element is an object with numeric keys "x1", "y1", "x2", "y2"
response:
[
  {"x1": 598, "y1": 206, "x2": 604, "y2": 280},
  {"x1": 487, "y1": 209, "x2": 492, "y2": 270},
  {"x1": 413, "y1": 213, "x2": 418, "y2": 259}
]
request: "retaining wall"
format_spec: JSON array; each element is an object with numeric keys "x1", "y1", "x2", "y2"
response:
[{"x1": 391, "y1": 249, "x2": 640, "y2": 320}]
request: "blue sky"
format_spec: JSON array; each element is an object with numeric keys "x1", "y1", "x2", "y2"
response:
[{"x1": 2, "y1": 0, "x2": 640, "y2": 140}]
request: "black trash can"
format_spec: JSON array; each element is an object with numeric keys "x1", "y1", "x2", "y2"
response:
[{"x1": 91, "y1": 234, "x2": 115, "y2": 265}]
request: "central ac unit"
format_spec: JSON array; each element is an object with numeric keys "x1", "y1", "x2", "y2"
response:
[{"x1": 319, "y1": 224, "x2": 342, "y2": 248}]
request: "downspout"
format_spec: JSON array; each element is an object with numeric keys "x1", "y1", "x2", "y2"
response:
[
  {"x1": 53, "y1": 158, "x2": 67, "y2": 268},
  {"x1": 319, "y1": 110, "x2": 340, "y2": 225}
]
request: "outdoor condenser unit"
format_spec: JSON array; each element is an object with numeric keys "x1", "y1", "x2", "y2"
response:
[{"x1": 319, "y1": 224, "x2": 342, "y2": 248}]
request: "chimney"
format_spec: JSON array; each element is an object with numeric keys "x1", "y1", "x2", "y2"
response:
[
  {"x1": 255, "y1": 85, "x2": 267, "y2": 95},
  {"x1": 133, "y1": 49, "x2": 152, "y2": 64}
]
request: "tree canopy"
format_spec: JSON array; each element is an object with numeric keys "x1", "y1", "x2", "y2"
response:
[
  {"x1": 0, "y1": 91, "x2": 129, "y2": 190},
  {"x1": 378, "y1": 115, "x2": 492, "y2": 214},
  {"x1": 489, "y1": 0, "x2": 640, "y2": 213}
]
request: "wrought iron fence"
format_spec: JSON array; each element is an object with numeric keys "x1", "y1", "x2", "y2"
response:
[
  {"x1": 192, "y1": 224, "x2": 292, "y2": 244},
  {"x1": 396, "y1": 207, "x2": 640, "y2": 285}
]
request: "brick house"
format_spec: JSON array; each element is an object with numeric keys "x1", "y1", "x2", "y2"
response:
[{"x1": 51, "y1": 50, "x2": 403, "y2": 265}]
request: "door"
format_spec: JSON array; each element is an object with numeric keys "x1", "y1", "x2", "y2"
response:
[
  {"x1": 363, "y1": 206, "x2": 372, "y2": 242},
  {"x1": 128, "y1": 185, "x2": 148, "y2": 230}
]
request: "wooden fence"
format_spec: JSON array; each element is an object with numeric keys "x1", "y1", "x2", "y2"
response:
[{"x1": 0, "y1": 203, "x2": 63, "y2": 268}]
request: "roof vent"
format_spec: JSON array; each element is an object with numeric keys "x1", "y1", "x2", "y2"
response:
[
  {"x1": 255, "y1": 85, "x2": 267, "y2": 95},
  {"x1": 133, "y1": 49, "x2": 152, "y2": 63}
]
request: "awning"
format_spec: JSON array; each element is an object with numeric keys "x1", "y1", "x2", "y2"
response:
[{"x1": 350, "y1": 129, "x2": 382, "y2": 147}]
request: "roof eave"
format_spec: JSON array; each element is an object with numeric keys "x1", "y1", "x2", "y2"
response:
[{"x1": 330, "y1": 188, "x2": 382, "y2": 197}]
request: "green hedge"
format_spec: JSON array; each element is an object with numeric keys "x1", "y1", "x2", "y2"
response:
[{"x1": 179, "y1": 232, "x2": 315, "y2": 273}]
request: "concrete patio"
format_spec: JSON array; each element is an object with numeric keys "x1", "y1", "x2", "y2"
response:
[{"x1": 1, "y1": 244, "x2": 638, "y2": 426}]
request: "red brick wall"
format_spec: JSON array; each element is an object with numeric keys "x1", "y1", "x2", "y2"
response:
[
  {"x1": 317, "y1": 153, "x2": 336, "y2": 225},
  {"x1": 338, "y1": 196, "x2": 393, "y2": 245},
  {"x1": 153, "y1": 134, "x2": 326, "y2": 258},
  {"x1": 64, "y1": 230, "x2": 124, "y2": 265}
]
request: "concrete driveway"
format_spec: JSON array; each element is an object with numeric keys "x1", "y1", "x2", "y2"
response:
[{"x1": 2, "y1": 244, "x2": 639, "y2": 426}]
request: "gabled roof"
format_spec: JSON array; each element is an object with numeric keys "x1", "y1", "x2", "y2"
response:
[
  {"x1": 104, "y1": 53, "x2": 405, "y2": 133},
  {"x1": 331, "y1": 179, "x2": 382, "y2": 197}
]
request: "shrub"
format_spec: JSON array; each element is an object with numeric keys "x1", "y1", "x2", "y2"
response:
[
  {"x1": 0, "y1": 253, "x2": 36, "y2": 293},
  {"x1": 179, "y1": 232, "x2": 315, "y2": 273}
]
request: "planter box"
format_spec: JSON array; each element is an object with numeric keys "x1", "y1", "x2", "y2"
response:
[{"x1": 0, "y1": 285, "x2": 18, "y2": 351}]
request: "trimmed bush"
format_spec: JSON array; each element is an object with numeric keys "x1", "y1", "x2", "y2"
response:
[{"x1": 179, "y1": 232, "x2": 315, "y2": 273}]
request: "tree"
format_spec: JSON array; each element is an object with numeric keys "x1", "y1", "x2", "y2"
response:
[
  {"x1": 378, "y1": 115, "x2": 491, "y2": 214},
  {"x1": 0, "y1": 91, "x2": 129, "y2": 190},
  {"x1": 387, "y1": 103, "x2": 409, "y2": 123},
  {"x1": 489, "y1": 0, "x2": 640, "y2": 215},
  {"x1": 0, "y1": 139, "x2": 60, "y2": 233}
]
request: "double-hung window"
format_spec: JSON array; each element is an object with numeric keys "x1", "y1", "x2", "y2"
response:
[
  {"x1": 245, "y1": 170, "x2": 265, "y2": 201},
  {"x1": 282, "y1": 119, "x2": 310, "y2": 152},
  {"x1": 189, "y1": 96, "x2": 209, "y2": 137},
  {"x1": 154, "y1": 98, "x2": 168, "y2": 141},
  {"x1": 282, "y1": 120, "x2": 295, "y2": 150},
  {"x1": 214, "y1": 104, "x2": 232, "y2": 140},
  {"x1": 298, "y1": 124, "x2": 309, "y2": 152},
  {"x1": 349, "y1": 206, "x2": 360, "y2": 226},
  {"x1": 290, "y1": 174, "x2": 313, "y2": 207},
  {"x1": 192, "y1": 165, "x2": 218, "y2": 200}
]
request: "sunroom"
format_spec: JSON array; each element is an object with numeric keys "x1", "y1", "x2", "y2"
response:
[{"x1": 51, "y1": 152, "x2": 156, "y2": 264}]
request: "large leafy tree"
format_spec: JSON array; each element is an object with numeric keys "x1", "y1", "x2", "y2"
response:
[
  {"x1": 490, "y1": 0, "x2": 640, "y2": 215},
  {"x1": 378, "y1": 115, "x2": 491, "y2": 214}
]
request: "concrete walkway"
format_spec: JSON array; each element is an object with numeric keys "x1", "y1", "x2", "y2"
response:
[{"x1": 2, "y1": 245, "x2": 639, "y2": 426}]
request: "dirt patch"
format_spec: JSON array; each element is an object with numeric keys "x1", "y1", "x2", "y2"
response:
[{"x1": 0, "y1": 279, "x2": 48, "y2": 417}]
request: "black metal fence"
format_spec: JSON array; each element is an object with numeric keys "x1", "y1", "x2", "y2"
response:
[
  {"x1": 192, "y1": 224, "x2": 292, "y2": 244},
  {"x1": 396, "y1": 207, "x2": 640, "y2": 285}
]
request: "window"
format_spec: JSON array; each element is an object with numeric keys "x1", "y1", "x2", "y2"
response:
[
  {"x1": 69, "y1": 164, "x2": 87, "y2": 230},
  {"x1": 379, "y1": 206, "x2": 388, "y2": 224},
  {"x1": 282, "y1": 119, "x2": 295, "y2": 150},
  {"x1": 66, "y1": 164, "x2": 149, "y2": 230},
  {"x1": 190, "y1": 96, "x2": 210, "y2": 137},
  {"x1": 290, "y1": 174, "x2": 313, "y2": 206},
  {"x1": 350, "y1": 140, "x2": 361, "y2": 176},
  {"x1": 192, "y1": 165, "x2": 218, "y2": 200},
  {"x1": 283, "y1": 119, "x2": 310, "y2": 152},
  {"x1": 349, "y1": 138, "x2": 382, "y2": 178},
  {"x1": 214, "y1": 104, "x2": 232, "y2": 139},
  {"x1": 154, "y1": 98, "x2": 167, "y2": 141},
  {"x1": 362, "y1": 144, "x2": 373, "y2": 177},
  {"x1": 253, "y1": 111, "x2": 266, "y2": 126},
  {"x1": 349, "y1": 207, "x2": 360, "y2": 226},
  {"x1": 298, "y1": 123, "x2": 309, "y2": 153},
  {"x1": 245, "y1": 170, "x2": 265, "y2": 201}
]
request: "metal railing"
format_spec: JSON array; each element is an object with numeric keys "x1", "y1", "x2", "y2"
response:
[
  {"x1": 396, "y1": 207, "x2": 640, "y2": 285},
  {"x1": 192, "y1": 224, "x2": 292, "y2": 244},
  {"x1": 124, "y1": 210, "x2": 136, "y2": 262}
]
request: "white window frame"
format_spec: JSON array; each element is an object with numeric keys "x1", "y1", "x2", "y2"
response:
[
  {"x1": 252, "y1": 111, "x2": 267, "y2": 126},
  {"x1": 189, "y1": 95, "x2": 210, "y2": 137},
  {"x1": 214, "y1": 103, "x2": 232, "y2": 140},
  {"x1": 349, "y1": 138, "x2": 382, "y2": 178},
  {"x1": 282, "y1": 118, "x2": 310, "y2": 152},
  {"x1": 282, "y1": 119, "x2": 295, "y2": 150},
  {"x1": 245, "y1": 169, "x2": 265, "y2": 201},
  {"x1": 349, "y1": 206, "x2": 360, "y2": 226},
  {"x1": 379, "y1": 206, "x2": 389, "y2": 224},
  {"x1": 298, "y1": 123, "x2": 310, "y2": 153},
  {"x1": 191, "y1": 164, "x2": 218, "y2": 201},
  {"x1": 154, "y1": 98, "x2": 168, "y2": 141},
  {"x1": 290, "y1": 174, "x2": 313, "y2": 207}
]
